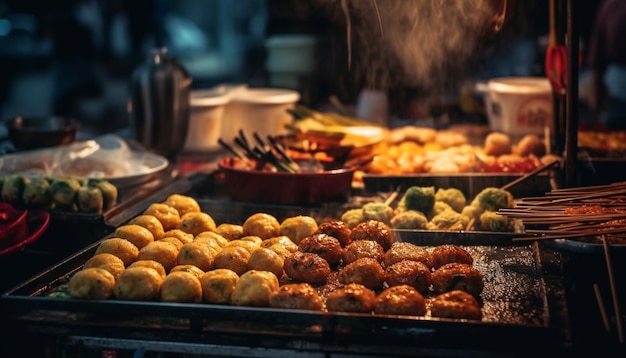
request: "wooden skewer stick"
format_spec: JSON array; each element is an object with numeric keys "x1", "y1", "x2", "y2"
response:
[
  {"x1": 500, "y1": 159, "x2": 560, "y2": 191},
  {"x1": 512, "y1": 227, "x2": 626, "y2": 242},
  {"x1": 594, "y1": 283, "x2": 612, "y2": 333},
  {"x1": 602, "y1": 235, "x2": 624, "y2": 344}
]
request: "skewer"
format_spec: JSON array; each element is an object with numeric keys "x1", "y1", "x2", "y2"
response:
[
  {"x1": 511, "y1": 227, "x2": 626, "y2": 242},
  {"x1": 594, "y1": 283, "x2": 612, "y2": 333},
  {"x1": 500, "y1": 159, "x2": 560, "y2": 191},
  {"x1": 602, "y1": 235, "x2": 624, "y2": 344}
]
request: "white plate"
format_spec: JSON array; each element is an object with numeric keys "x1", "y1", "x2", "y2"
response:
[{"x1": 104, "y1": 152, "x2": 170, "y2": 188}]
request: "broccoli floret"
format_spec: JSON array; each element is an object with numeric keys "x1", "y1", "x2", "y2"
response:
[
  {"x1": 399, "y1": 186, "x2": 436, "y2": 214},
  {"x1": 391, "y1": 210, "x2": 428, "y2": 230},
  {"x1": 435, "y1": 188, "x2": 467, "y2": 213},
  {"x1": 362, "y1": 202, "x2": 394, "y2": 225},
  {"x1": 341, "y1": 208, "x2": 364, "y2": 229},
  {"x1": 478, "y1": 211, "x2": 514, "y2": 232},
  {"x1": 426, "y1": 209, "x2": 469, "y2": 231},
  {"x1": 474, "y1": 187, "x2": 514, "y2": 212}
]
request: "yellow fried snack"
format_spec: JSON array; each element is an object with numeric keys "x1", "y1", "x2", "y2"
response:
[
  {"x1": 129, "y1": 214, "x2": 165, "y2": 240},
  {"x1": 224, "y1": 239, "x2": 259, "y2": 254},
  {"x1": 247, "y1": 247, "x2": 284, "y2": 278},
  {"x1": 137, "y1": 240, "x2": 180, "y2": 272},
  {"x1": 69, "y1": 267, "x2": 116, "y2": 300},
  {"x1": 177, "y1": 241, "x2": 216, "y2": 271},
  {"x1": 161, "y1": 271, "x2": 203, "y2": 303},
  {"x1": 231, "y1": 270, "x2": 279, "y2": 307},
  {"x1": 129, "y1": 259, "x2": 167, "y2": 279},
  {"x1": 170, "y1": 264, "x2": 205, "y2": 279},
  {"x1": 114, "y1": 266, "x2": 163, "y2": 301},
  {"x1": 164, "y1": 194, "x2": 201, "y2": 216},
  {"x1": 216, "y1": 223, "x2": 244, "y2": 241},
  {"x1": 200, "y1": 268, "x2": 239, "y2": 304},
  {"x1": 163, "y1": 229, "x2": 194, "y2": 244},
  {"x1": 178, "y1": 211, "x2": 217, "y2": 236},
  {"x1": 114, "y1": 224, "x2": 154, "y2": 250},
  {"x1": 95, "y1": 238, "x2": 139, "y2": 266},
  {"x1": 194, "y1": 231, "x2": 229, "y2": 248},
  {"x1": 83, "y1": 253, "x2": 126, "y2": 279},
  {"x1": 259, "y1": 236, "x2": 298, "y2": 253},
  {"x1": 144, "y1": 203, "x2": 181, "y2": 231},
  {"x1": 159, "y1": 236, "x2": 184, "y2": 250},
  {"x1": 213, "y1": 246, "x2": 251, "y2": 276},
  {"x1": 242, "y1": 213, "x2": 281, "y2": 239},
  {"x1": 280, "y1": 215, "x2": 318, "y2": 244}
]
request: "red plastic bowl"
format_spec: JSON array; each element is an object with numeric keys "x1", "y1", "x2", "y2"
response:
[
  {"x1": 218, "y1": 158, "x2": 355, "y2": 205},
  {"x1": 0, "y1": 203, "x2": 29, "y2": 249}
]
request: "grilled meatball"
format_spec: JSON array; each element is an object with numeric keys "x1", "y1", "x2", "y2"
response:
[
  {"x1": 280, "y1": 215, "x2": 319, "y2": 244},
  {"x1": 69, "y1": 267, "x2": 116, "y2": 300},
  {"x1": 213, "y1": 246, "x2": 251, "y2": 276},
  {"x1": 283, "y1": 251, "x2": 331, "y2": 285},
  {"x1": 298, "y1": 233, "x2": 344, "y2": 266},
  {"x1": 344, "y1": 240, "x2": 385, "y2": 264},
  {"x1": 325, "y1": 283, "x2": 377, "y2": 314},
  {"x1": 114, "y1": 266, "x2": 164, "y2": 301},
  {"x1": 242, "y1": 213, "x2": 281, "y2": 239},
  {"x1": 160, "y1": 271, "x2": 203, "y2": 303},
  {"x1": 314, "y1": 220, "x2": 352, "y2": 247},
  {"x1": 384, "y1": 259, "x2": 432, "y2": 294},
  {"x1": 350, "y1": 220, "x2": 394, "y2": 251},
  {"x1": 430, "y1": 245, "x2": 474, "y2": 270},
  {"x1": 129, "y1": 259, "x2": 167, "y2": 279},
  {"x1": 374, "y1": 285, "x2": 427, "y2": 316},
  {"x1": 430, "y1": 290, "x2": 483, "y2": 320},
  {"x1": 95, "y1": 238, "x2": 139, "y2": 267},
  {"x1": 200, "y1": 268, "x2": 239, "y2": 304},
  {"x1": 338, "y1": 257, "x2": 386, "y2": 290},
  {"x1": 431, "y1": 263, "x2": 484, "y2": 298},
  {"x1": 231, "y1": 270, "x2": 279, "y2": 307},
  {"x1": 383, "y1": 242, "x2": 433, "y2": 268},
  {"x1": 269, "y1": 283, "x2": 325, "y2": 311},
  {"x1": 83, "y1": 253, "x2": 125, "y2": 279}
]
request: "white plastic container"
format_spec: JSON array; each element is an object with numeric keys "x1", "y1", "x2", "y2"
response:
[
  {"x1": 184, "y1": 89, "x2": 230, "y2": 151},
  {"x1": 485, "y1": 77, "x2": 554, "y2": 137},
  {"x1": 265, "y1": 34, "x2": 317, "y2": 89}
]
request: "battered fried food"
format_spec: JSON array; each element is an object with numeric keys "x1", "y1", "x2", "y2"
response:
[
  {"x1": 384, "y1": 260, "x2": 432, "y2": 294},
  {"x1": 195, "y1": 231, "x2": 229, "y2": 248},
  {"x1": 114, "y1": 266, "x2": 164, "y2": 301},
  {"x1": 170, "y1": 264, "x2": 205, "y2": 278},
  {"x1": 200, "y1": 268, "x2": 239, "y2": 304},
  {"x1": 163, "y1": 229, "x2": 194, "y2": 244},
  {"x1": 178, "y1": 211, "x2": 217, "y2": 236},
  {"x1": 247, "y1": 247, "x2": 285, "y2": 278},
  {"x1": 283, "y1": 251, "x2": 331, "y2": 285},
  {"x1": 83, "y1": 253, "x2": 126, "y2": 279},
  {"x1": 224, "y1": 239, "x2": 260, "y2": 254},
  {"x1": 216, "y1": 223, "x2": 244, "y2": 241},
  {"x1": 159, "y1": 236, "x2": 184, "y2": 250},
  {"x1": 338, "y1": 257, "x2": 385, "y2": 290},
  {"x1": 144, "y1": 203, "x2": 181, "y2": 231},
  {"x1": 114, "y1": 224, "x2": 155, "y2": 250},
  {"x1": 430, "y1": 290, "x2": 483, "y2": 320},
  {"x1": 430, "y1": 245, "x2": 473, "y2": 270},
  {"x1": 297, "y1": 233, "x2": 344, "y2": 266},
  {"x1": 383, "y1": 242, "x2": 433, "y2": 268},
  {"x1": 314, "y1": 220, "x2": 352, "y2": 247},
  {"x1": 374, "y1": 285, "x2": 427, "y2": 316},
  {"x1": 343, "y1": 240, "x2": 385, "y2": 265},
  {"x1": 160, "y1": 271, "x2": 203, "y2": 303},
  {"x1": 69, "y1": 267, "x2": 116, "y2": 300},
  {"x1": 164, "y1": 194, "x2": 201, "y2": 216},
  {"x1": 325, "y1": 283, "x2": 377, "y2": 314},
  {"x1": 129, "y1": 260, "x2": 167, "y2": 279},
  {"x1": 350, "y1": 220, "x2": 394, "y2": 251},
  {"x1": 259, "y1": 235, "x2": 298, "y2": 253},
  {"x1": 280, "y1": 215, "x2": 318, "y2": 244},
  {"x1": 269, "y1": 283, "x2": 325, "y2": 311},
  {"x1": 95, "y1": 238, "x2": 139, "y2": 266},
  {"x1": 137, "y1": 240, "x2": 180, "y2": 272},
  {"x1": 242, "y1": 213, "x2": 281, "y2": 239},
  {"x1": 431, "y1": 262, "x2": 484, "y2": 298},
  {"x1": 129, "y1": 214, "x2": 165, "y2": 240},
  {"x1": 231, "y1": 270, "x2": 279, "y2": 307},
  {"x1": 213, "y1": 246, "x2": 251, "y2": 275},
  {"x1": 177, "y1": 241, "x2": 216, "y2": 271}
]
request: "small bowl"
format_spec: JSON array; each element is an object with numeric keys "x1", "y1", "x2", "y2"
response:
[
  {"x1": 4, "y1": 116, "x2": 79, "y2": 151},
  {"x1": 218, "y1": 158, "x2": 355, "y2": 205}
]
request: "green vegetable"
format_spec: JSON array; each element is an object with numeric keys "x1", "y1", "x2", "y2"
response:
[
  {"x1": 77, "y1": 186, "x2": 104, "y2": 213},
  {"x1": 340, "y1": 208, "x2": 365, "y2": 229},
  {"x1": 362, "y1": 202, "x2": 394, "y2": 225},
  {"x1": 435, "y1": 188, "x2": 467, "y2": 213},
  {"x1": 391, "y1": 210, "x2": 428, "y2": 230},
  {"x1": 478, "y1": 211, "x2": 514, "y2": 232},
  {"x1": 22, "y1": 177, "x2": 53, "y2": 209},
  {"x1": 399, "y1": 186, "x2": 436, "y2": 214},
  {"x1": 427, "y1": 209, "x2": 469, "y2": 231},
  {"x1": 49, "y1": 178, "x2": 82, "y2": 209},
  {"x1": 2, "y1": 175, "x2": 30, "y2": 207},
  {"x1": 88, "y1": 179, "x2": 118, "y2": 210},
  {"x1": 474, "y1": 187, "x2": 515, "y2": 212}
]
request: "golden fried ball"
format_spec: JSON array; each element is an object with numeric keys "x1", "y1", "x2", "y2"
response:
[
  {"x1": 164, "y1": 194, "x2": 201, "y2": 216},
  {"x1": 129, "y1": 259, "x2": 167, "y2": 279},
  {"x1": 159, "y1": 236, "x2": 184, "y2": 251},
  {"x1": 484, "y1": 132, "x2": 512, "y2": 156},
  {"x1": 178, "y1": 211, "x2": 217, "y2": 236},
  {"x1": 337, "y1": 257, "x2": 385, "y2": 290},
  {"x1": 350, "y1": 220, "x2": 394, "y2": 251},
  {"x1": 384, "y1": 242, "x2": 433, "y2": 268},
  {"x1": 430, "y1": 290, "x2": 483, "y2": 320},
  {"x1": 160, "y1": 271, "x2": 203, "y2": 303},
  {"x1": 200, "y1": 268, "x2": 239, "y2": 304},
  {"x1": 128, "y1": 214, "x2": 165, "y2": 240},
  {"x1": 283, "y1": 251, "x2": 330, "y2": 285},
  {"x1": 177, "y1": 242, "x2": 216, "y2": 271},
  {"x1": 83, "y1": 253, "x2": 126, "y2": 279},
  {"x1": 195, "y1": 231, "x2": 229, "y2": 247},
  {"x1": 144, "y1": 203, "x2": 181, "y2": 231},
  {"x1": 242, "y1": 213, "x2": 281, "y2": 239},
  {"x1": 247, "y1": 247, "x2": 284, "y2": 278},
  {"x1": 259, "y1": 236, "x2": 298, "y2": 253},
  {"x1": 374, "y1": 285, "x2": 427, "y2": 316},
  {"x1": 224, "y1": 239, "x2": 259, "y2": 254},
  {"x1": 95, "y1": 238, "x2": 139, "y2": 266},
  {"x1": 114, "y1": 266, "x2": 164, "y2": 301},
  {"x1": 325, "y1": 283, "x2": 377, "y2": 313},
  {"x1": 240, "y1": 235, "x2": 263, "y2": 246},
  {"x1": 431, "y1": 263, "x2": 485, "y2": 298},
  {"x1": 280, "y1": 215, "x2": 318, "y2": 244},
  {"x1": 231, "y1": 270, "x2": 279, "y2": 307},
  {"x1": 269, "y1": 283, "x2": 325, "y2": 311},
  {"x1": 69, "y1": 267, "x2": 116, "y2": 300},
  {"x1": 163, "y1": 229, "x2": 194, "y2": 244},
  {"x1": 430, "y1": 245, "x2": 474, "y2": 270},
  {"x1": 113, "y1": 224, "x2": 154, "y2": 250},
  {"x1": 297, "y1": 233, "x2": 344, "y2": 266},
  {"x1": 137, "y1": 240, "x2": 180, "y2": 272},
  {"x1": 216, "y1": 223, "x2": 244, "y2": 241},
  {"x1": 170, "y1": 264, "x2": 205, "y2": 279},
  {"x1": 266, "y1": 244, "x2": 292, "y2": 259},
  {"x1": 213, "y1": 246, "x2": 251, "y2": 276},
  {"x1": 343, "y1": 240, "x2": 385, "y2": 265}
]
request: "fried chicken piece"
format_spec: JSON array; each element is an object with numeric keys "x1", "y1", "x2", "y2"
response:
[
  {"x1": 325, "y1": 283, "x2": 377, "y2": 314},
  {"x1": 374, "y1": 285, "x2": 427, "y2": 316},
  {"x1": 338, "y1": 257, "x2": 385, "y2": 290},
  {"x1": 430, "y1": 290, "x2": 483, "y2": 320},
  {"x1": 298, "y1": 233, "x2": 344, "y2": 266},
  {"x1": 431, "y1": 262, "x2": 484, "y2": 298},
  {"x1": 383, "y1": 242, "x2": 433, "y2": 268},
  {"x1": 314, "y1": 220, "x2": 352, "y2": 247},
  {"x1": 384, "y1": 259, "x2": 432, "y2": 294},
  {"x1": 269, "y1": 283, "x2": 325, "y2": 311},
  {"x1": 283, "y1": 251, "x2": 331, "y2": 285},
  {"x1": 343, "y1": 240, "x2": 385, "y2": 264},
  {"x1": 430, "y1": 245, "x2": 474, "y2": 270},
  {"x1": 350, "y1": 220, "x2": 394, "y2": 251}
]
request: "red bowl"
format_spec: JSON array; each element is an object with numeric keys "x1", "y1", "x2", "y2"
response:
[
  {"x1": 218, "y1": 158, "x2": 355, "y2": 205},
  {"x1": 0, "y1": 203, "x2": 29, "y2": 249}
]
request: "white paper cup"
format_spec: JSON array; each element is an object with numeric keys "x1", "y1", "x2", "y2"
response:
[{"x1": 185, "y1": 89, "x2": 230, "y2": 151}]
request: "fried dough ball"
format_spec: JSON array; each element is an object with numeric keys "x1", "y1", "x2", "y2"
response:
[
  {"x1": 280, "y1": 215, "x2": 318, "y2": 244},
  {"x1": 69, "y1": 267, "x2": 116, "y2": 300},
  {"x1": 259, "y1": 235, "x2": 298, "y2": 253},
  {"x1": 129, "y1": 214, "x2": 165, "y2": 240},
  {"x1": 216, "y1": 223, "x2": 244, "y2": 241},
  {"x1": 269, "y1": 283, "x2": 324, "y2": 311},
  {"x1": 114, "y1": 224, "x2": 154, "y2": 250},
  {"x1": 430, "y1": 245, "x2": 474, "y2": 270},
  {"x1": 164, "y1": 194, "x2": 201, "y2": 217},
  {"x1": 137, "y1": 240, "x2": 180, "y2": 272},
  {"x1": 431, "y1": 263, "x2": 484, "y2": 298},
  {"x1": 163, "y1": 229, "x2": 194, "y2": 244},
  {"x1": 144, "y1": 203, "x2": 181, "y2": 231},
  {"x1": 338, "y1": 257, "x2": 385, "y2": 290},
  {"x1": 195, "y1": 231, "x2": 229, "y2": 248},
  {"x1": 170, "y1": 264, "x2": 205, "y2": 278},
  {"x1": 430, "y1": 290, "x2": 483, "y2": 320},
  {"x1": 350, "y1": 220, "x2": 394, "y2": 251},
  {"x1": 178, "y1": 211, "x2": 217, "y2": 237},
  {"x1": 159, "y1": 236, "x2": 184, "y2": 251},
  {"x1": 83, "y1": 253, "x2": 126, "y2": 279},
  {"x1": 160, "y1": 271, "x2": 203, "y2": 303},
  {"x1": 192, "y1": 235, "x2": 223, "y2": 255},
  {"x1": 231, "y1": 270, "x2": 279, "y2": 307},
  {"x1": 325, "y1": 283, "x2": 377, "y2": 313},
  {"x1": 224, "y1": 239, "x2": 259, "y2": 254},
  {"x1": 129, "y1": 260, "x2": 167, "y2": 279},
  {"x1": 95, "y1": 238, "x2": 139, "y2": 266},
  {"x1": 242, "y1": 213, "x2": 281, "y2": 239},
  {"x1": 267, "y1": 243, "x2": 293, "y2": 259},
  {"x1": 484, "y1": 132, "x2": 512, "y2": 156},
  {"x1": 240, "y1": 235, "x2": 263, "y2": 246},
  {"x1": 114, "y1": 266, "x2": 164, "y2": 301},
  {"x1": 385, "y1": 260, "x2": 432, "y2": 294},
  {"x1": 177, "y1": 242, "x2": 215, "y2": 271},
  {"x1": 283, "y1": 251, "x2": 331, "y2": 285},
  {"x1": 247, "y1": 247, "x2": 284, "y2": 278},
  {"x1": 297, "y1": 233, "x2": 344, "y2": 266},
  {"x1": 374, "y1": 285, "x2": 427, "y2": 316},
  {"x1": 383, "y1": 242, "x2": 433, "y2": 268},
  {"x1": 343, "y1": 240, "x2": 385, "y2": 265},
  {"x1": 314, "y1": 220, "x2": 352, "y2": 247},
  {"x1": 213, "y1": 246, "x2": 251, "y2": 275},
  {"x1": 513, "y1": 134, "x2": 546, "y2": 157},
  {"x1": 200, "y1": 268, "x2": 239, "y2": 304}
]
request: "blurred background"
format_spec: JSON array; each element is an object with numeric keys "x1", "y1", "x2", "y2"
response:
[{"x1": 0, "y1": 0, "x2": 605, "y2": 138}]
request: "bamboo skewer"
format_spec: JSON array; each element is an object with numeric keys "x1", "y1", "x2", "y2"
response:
[
  {"x1": 594, "y1": 283, "x2": 612, "y2": 333},
  {"x1": 602, "y1": 235, "x2": 624, "y2": 344}
]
